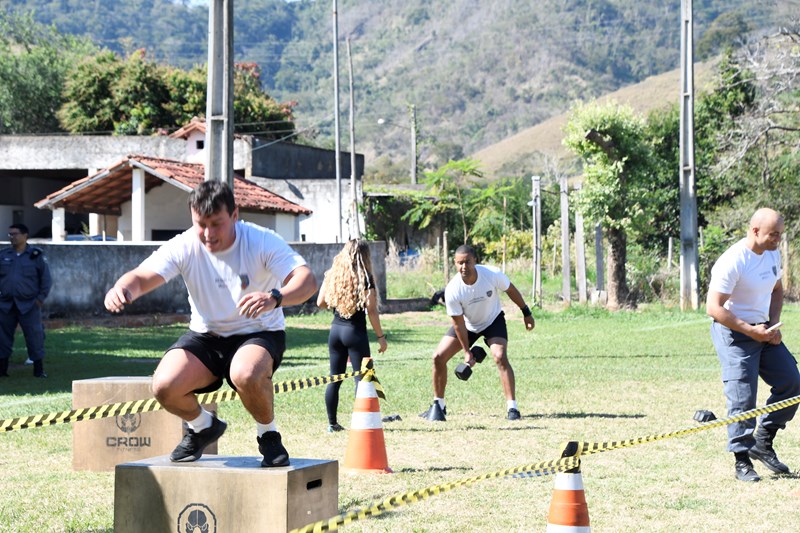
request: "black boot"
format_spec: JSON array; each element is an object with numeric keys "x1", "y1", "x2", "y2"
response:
[
  {"x1": 0, "y1": 358, "x2": 9, "y2": 377},
  {"x1": 749, "y1": 426, "x2": 790, "y2": 474},
  {"x1": 33, "y1": 359, "x2": 47, "y2": 378},
  {"x1": 734, "y1": 451, "x2": 761, "y2": 482}
]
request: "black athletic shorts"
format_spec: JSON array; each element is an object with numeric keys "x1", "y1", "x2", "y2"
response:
[
  {"x1": 446, "y1": 311, "x2": 508, "y2": 348},
  {"x1": 167, "y1": 330, "x2": 286, "y2": 393}
]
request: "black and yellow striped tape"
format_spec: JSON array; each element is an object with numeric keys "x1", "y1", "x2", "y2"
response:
[
  {"x1": 290, "y1": 455, "x2": 581, "y2": 533},
  {"x1": 0, "y1": 367, "x2": 377, "y2": 433},
  {"x1": 572, "y1": 394, "x2": 800, "y2": 457}
]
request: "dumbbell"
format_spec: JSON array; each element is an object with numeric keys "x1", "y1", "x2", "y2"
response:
[
  {"x1": 693, "y1": 409, "x2": 717, "y2": 423},
  {"x1": 454, "y1": 346, "x2": 487, "y2": 381}
]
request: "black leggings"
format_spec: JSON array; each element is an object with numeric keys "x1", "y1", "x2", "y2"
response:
[{"x1": 325, "y1": 322, "x2": 371, "y2": 425}]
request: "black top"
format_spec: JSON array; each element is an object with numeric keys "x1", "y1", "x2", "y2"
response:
[{"x1": 331, "y1": 274, "x2": 374, "y2": 329}]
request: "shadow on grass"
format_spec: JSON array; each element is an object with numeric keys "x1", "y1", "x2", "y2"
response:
[
  {"x1": 396, "y1": 465, "x2": 473, "y2": 474},
  {"x1": 532, "y1": 412, "x2": 646, "y2": 419},
  {"x1": 285, "y1": 325, "x2": 423, "y2": 349}
]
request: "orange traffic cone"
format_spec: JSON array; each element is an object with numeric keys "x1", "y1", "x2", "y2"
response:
[
  {"x1": 342, "y1": 377, "x2": 392, "y2": 473},
  {"x1": 547, "y1": 442, "x2": 590, "y2": 532}
]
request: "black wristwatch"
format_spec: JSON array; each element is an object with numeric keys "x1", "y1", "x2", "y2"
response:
[{"x1": 270, "y1": 288, "x2": 283, "y2": 308}]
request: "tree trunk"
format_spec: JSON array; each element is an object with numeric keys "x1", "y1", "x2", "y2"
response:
[{"x1": 605, "y1": 226, "x2": 629, "y2": 310}]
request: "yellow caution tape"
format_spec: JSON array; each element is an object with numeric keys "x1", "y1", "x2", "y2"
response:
[
  {"x1": 572, "y1": 394, "x2": 800, "y2": 457},
  {"x1": 290, "y1": 455, "x2": 581, "y2": 533},
  {"x1": 0, "y1": 367, "x2": 374, "y2": 433},
  {"x1": 359, "y1": 358, "x2": 386, "y2": 400}
]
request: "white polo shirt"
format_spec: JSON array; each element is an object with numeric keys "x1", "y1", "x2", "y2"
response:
[
  {"x1": 445, "y1": 264, "x2": 510, "y2": 332},
  {"x1": 141, "y1": 221, "x2": 306, "y2": 335},
  {"x1": 708, "y1": 238, "x2": 782, "y2": 324}
]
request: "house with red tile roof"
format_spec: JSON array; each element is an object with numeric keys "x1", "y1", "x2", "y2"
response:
[
  {"x1": 3, "y1": 119, "x2": 363, "y2": 243},
  {"x1": 34, "y1": 155, "x2": 311, "y2": 242}
]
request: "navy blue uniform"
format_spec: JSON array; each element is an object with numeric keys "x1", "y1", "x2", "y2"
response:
[{"x1": 0, "y1": 244, "x2": 52, "y2": 363}]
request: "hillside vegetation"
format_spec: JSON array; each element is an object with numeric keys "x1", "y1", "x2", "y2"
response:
[
  {"x1": 472, "y1": 59, "x2": 719, "y2": 177},
  {"x1": 1, "y1": 0, "x2": 793, "y2": 176}
]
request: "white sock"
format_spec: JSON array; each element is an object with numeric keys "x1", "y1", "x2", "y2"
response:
[
  {"x1": 257, "y1": 419, "x2": 278, "y2": 438},
  {"x1": 434, "y1": 397, "x2": 446, "y2": 410},
  {"x1": 507, "y1": 400, "x2": 518, "y2": 411},
  {"x1": 186, "y1": 408, "x2": 213, "y2": 432}
]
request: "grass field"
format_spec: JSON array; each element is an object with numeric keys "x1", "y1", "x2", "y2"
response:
[{"x1": 2, "y1": 303, "x2": 800, "y2": 532}]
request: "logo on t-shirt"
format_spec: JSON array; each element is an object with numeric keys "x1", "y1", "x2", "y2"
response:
[
  {"x1": 487, "y1": 290, "x2": 492, "y2": 298},
  {"x1": 239, "y1": 274, "x2": 250, "y2": 289}
]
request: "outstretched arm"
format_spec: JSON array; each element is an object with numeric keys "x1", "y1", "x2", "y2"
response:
[
  {"x1": 105, "y1": 267, "x2": 167, "y2": 313},
  {"x1": 505, "y1": 282, "x2": 535, "y2": 331}
]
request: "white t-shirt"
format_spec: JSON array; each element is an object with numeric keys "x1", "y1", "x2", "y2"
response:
[
  {"x1": 708, "y1": 238, "x2": 782, "y2": 324},
  {"x1": 141, "y1": 221, "x2": 306, "y2": 335},
  {"x1": 445, "y1": 264, "x2": 510, "y2": 332}
]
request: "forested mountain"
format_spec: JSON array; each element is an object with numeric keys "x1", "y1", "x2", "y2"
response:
[{"x1": 1, "y1": 0, "x2": 794, "y2": 176}]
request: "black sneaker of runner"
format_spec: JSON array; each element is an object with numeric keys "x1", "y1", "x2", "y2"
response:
[
  {"x1": 258, "y1": 431, "x2": 290, "y2": 468},
  {"x1": 169, "y1": 415, "x2": 227, "y2": 462},
  {"x1": 507, "y1": 408, "x2": 521, "y2": 421}
]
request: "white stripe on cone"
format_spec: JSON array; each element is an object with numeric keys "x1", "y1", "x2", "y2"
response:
[
  {"x1": 357, "y1": 380, "x2": 379, "y2": 398},
  {"x1": 553, "y1": 472, "x2": 585, "y2": 490},
  {"x1": 350, "y1": 411, "x2": 384, "y2": 429}
]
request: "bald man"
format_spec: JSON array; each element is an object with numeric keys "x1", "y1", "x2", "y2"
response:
[{"x1": 707, "y1": 208, "x2": 800, "y2": 482}]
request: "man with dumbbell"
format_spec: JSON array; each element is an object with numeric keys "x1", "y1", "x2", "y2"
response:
[{"x1": 420, "y1": 244, "x2": 535, "y2": 421}]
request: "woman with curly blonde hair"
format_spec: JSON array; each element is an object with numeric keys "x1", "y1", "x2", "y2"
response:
[{"x1": 317, "y1": 240, "x2": 387, "y2": 432}]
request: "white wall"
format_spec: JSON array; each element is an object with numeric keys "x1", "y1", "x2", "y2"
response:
[
  {"x1": 116, "y1": 183, "x2": 299, "y2": 242},
  {"x1": 249, "y1": 177, "x2": 363, "y2": 244}
]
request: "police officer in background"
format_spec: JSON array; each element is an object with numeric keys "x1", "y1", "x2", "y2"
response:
[{"x1": 0, "y1": 224, "x2": 52, "y2": 378}]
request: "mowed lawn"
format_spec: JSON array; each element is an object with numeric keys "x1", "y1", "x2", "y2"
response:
[{"x1": 2, "y1": 304, "x2": 800, "y2": 532}]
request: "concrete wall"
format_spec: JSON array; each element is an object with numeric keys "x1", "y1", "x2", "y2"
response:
[
  {"x1": 0, "y1": 136, "x2": 186, "y2": 170},
  {"x1": 23, "y1": 241, "x2": 387, "y2": 317}
]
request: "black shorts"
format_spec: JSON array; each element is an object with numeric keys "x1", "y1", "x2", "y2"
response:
[
  {"x1": 167, "y1": 330, "x2": 286, "y2": 393},
  {"x1": 446, "y1": 311, "x2": 508, "y2": 348}
]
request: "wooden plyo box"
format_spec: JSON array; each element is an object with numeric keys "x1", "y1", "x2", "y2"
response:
[
  {"x1": 72, "y1": 376, "x2": 217, "y2": 471},
  {"x1": 114, "y1": 456, "x2": 339, "y2": 533}
]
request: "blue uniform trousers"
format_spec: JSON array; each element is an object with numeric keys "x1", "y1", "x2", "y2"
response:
[
  {"x1": 710, "y1": 321, "x2": 800, "y2": 453},
  {"x1": 0, "y1": 302, "x2": 45, "y2": 361}
]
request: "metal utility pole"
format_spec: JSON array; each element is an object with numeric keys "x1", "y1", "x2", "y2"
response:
[
  {"x1": 530, "y1": 176, "x2": 542, "y2": 307},
  {"x1": 679, "y1": 0, "x2": 700, "y2": 310},
  {"x1": 332, "y1": 0, "x2": 343, "y2": 241},
  {"x1": 560, "y1": 175, "x2": 571, "y2": 305},
  {"x1": 409, "y1": 104, "x2": 418, "y2": 185},
  {"x1": 346, "y1": 38, "x2": 360, "y2": 238},
  {"x1": 205, "y1": 0, "x2": 234, "y2": 186},
  {"x1": 574, "y1": 183, "x2": 587, "y2": 304}
]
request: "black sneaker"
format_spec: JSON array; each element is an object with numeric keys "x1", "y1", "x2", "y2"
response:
[
  {"x1": 419, "y1": 403, "x2": 447, "y2": 418},
  {"x1": 507, "y1": 408, "x2": 521, "y2": 421},
  {"x1": 169, "y1": 415, "x2": 227, "y2": 462},
  {"x1": 749, "y1": 441, "x2": 791, "y2": 474},
  {"x1": 258, "y1": 431, "x2": 290, "y2": 467},
  {"x1": 734, "y1": 456, "x2": 761, "y2": 482},
  {"x1": 327, "y1": 423, "x2": 345, "y2": 433}
]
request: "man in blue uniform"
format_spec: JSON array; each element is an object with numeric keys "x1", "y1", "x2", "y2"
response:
[
  {"x1": 707, "y1": 208, "x2": 800, "y2": 482},
  {"x1": 0, "y1": 224, "x2": 52, "y2": 378}
]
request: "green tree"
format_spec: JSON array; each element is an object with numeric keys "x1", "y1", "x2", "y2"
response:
[
  {"x1": 0, "y1": 12, "x2": 95, "y2": 133},
  {"x1": 58, "y1": 50, "x2": 128, "y2": 133},
  {"x1": 403, "y1": 158, "x2": 483, "y2": 244},
  {"x1": 58, "y1": 50, "x2": 296, "y2": 137},
  {"x1": 563, "y1": 101, "x2": 654, "y2": 309}
]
